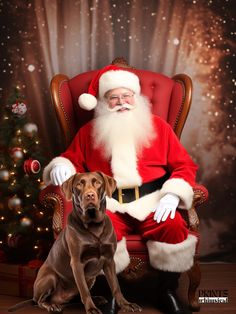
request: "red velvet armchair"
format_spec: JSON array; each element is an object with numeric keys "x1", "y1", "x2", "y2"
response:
[{"x1": 39, "y1": 58, "x2": 208, "y2": 311}]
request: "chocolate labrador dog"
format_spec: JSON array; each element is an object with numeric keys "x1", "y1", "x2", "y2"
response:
[{"x1": 8, "y1": 172, "x2": 141, "y2": 314}]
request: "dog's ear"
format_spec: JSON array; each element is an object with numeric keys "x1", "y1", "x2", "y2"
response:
[
  {"x1": 61, "y1": 175, "x2": 76, "y2": 200},
  {"x1": 97, "y1": 172, "x2": 117, "y2": 198}
]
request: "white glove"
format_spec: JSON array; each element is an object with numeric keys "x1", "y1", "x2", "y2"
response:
[
  {"x1": 153, "y1": 193, "x2": 180, "y2": 223},
  {"x1": 50, "y1": 164, "x2": 72, "y2": 186}
]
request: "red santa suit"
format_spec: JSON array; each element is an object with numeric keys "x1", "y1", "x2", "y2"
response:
[{"x1": 44, "y1": 114, "x2": 198, "y2": 273}]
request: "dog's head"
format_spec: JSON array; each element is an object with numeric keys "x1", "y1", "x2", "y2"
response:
[{"x1": 61, "y1": 172, "x2": 116, "y2": 224}]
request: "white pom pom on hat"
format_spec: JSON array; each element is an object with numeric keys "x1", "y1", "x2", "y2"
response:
[
  {"x1": 78, "y1": 64, "x2": 141, "y2": 111},
  {"x1": 78, "y1": 93, "x2": 97, "y2": 111}
]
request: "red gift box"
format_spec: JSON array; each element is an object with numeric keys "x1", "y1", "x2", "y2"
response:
[{"x1": 0, "y1": 263, "x2": 39, "y2": 297}]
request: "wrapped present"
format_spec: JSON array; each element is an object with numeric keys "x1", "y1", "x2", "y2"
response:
[{"x1": 0, "y1": 262, "x2": 39, "y2": 297}]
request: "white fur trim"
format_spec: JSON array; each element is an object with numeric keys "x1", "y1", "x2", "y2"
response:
[
  {"x1": 113, "y1": 237, "x2": 130, "y2": 273},
  {"x1": 147, "y1": 235, "x2": 197, "y2": 272},
  {"x1": 106, "y1": 190, "x2": 162, "y2": 221},
  {"x1": 99, "y1": 70, "x2": 140, "y2": 98},
  {"x1": 43, "y1": 157, "x2": 76, "y2": 186},
  {"x1": 159, "y1": 178, "x2": 194, "y2": 209},
  {"x1": 78, "y1": 93, "x2": 97, "y2": 110},
  {"x1": 111, "y1": 142, "x2": 142, "y2": 188}
]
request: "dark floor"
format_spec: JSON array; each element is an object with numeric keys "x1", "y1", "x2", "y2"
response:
[{"x1": 0, "y1": 264, "x2": 235, "y2": 314}]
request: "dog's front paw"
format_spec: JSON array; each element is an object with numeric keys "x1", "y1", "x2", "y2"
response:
[
  {"x1": 86, "y1": 306, "x2": 103, "y2": 314},
  {"x1": 119, "y1": 301, "x2": 142, "y2": 312},
  {"x1": 49, "y1": 304, "x2": 63, "y2": 312},
  {"x1": 40, "y1": 302, "x2": 63, "y2": 312}
]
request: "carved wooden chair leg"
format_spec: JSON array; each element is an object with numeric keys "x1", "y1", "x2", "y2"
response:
[{"x1": 187, "y1": 258, "x2": 201, "y2": 311}]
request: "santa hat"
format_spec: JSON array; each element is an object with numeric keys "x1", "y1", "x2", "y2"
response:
[{"x1": 78, "y1": 64, "x2": 141, "y2": 111}]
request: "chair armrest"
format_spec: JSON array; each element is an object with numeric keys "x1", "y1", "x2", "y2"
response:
[
  {"x1": 39, "y1": 185, "x2": 67, "y2": 237},
  {"x1": 193, "y1": 184, "x2": 209, "y2": 206},
  {"x1": 183, "y1": 184, "x2": 209, "y2": 233}
]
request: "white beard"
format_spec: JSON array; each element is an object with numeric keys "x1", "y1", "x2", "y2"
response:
[{"x1": 92, "y1": 95, "x2": 155, "y2": 187}]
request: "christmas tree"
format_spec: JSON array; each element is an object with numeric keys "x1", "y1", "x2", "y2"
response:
[{"x1": 0, "y1": 88, "x2": 53, "y2": 264}]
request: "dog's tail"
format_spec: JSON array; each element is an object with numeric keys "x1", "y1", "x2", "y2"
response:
[{"x1": 8, "y1": 299, "x2": 35, "y2": 312}]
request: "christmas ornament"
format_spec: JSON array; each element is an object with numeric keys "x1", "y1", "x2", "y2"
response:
[
  {"x1": 11, "y1": 101, "x2": 27, "y2": 116},
  {"x1": 9, "y1": 147, "x2": 24, "y2": 161},
  {"x1": 23, "y1": 123, "x2": 38, "y2": 137},
  {"x1": 0, "y1": 168, "x2": 10, "y2": 181},
  {"x1": 23, "y1": 158, "x2": 41, "y2": 175},
  {"x1": 8, "y1": 195, "x2": 22, "y2": 210},
  {"x1": 20, "y1": 217, "x2": 32, "y2": 227}
]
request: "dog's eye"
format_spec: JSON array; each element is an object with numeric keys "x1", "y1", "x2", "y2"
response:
[
  {"x1": 76, "y1": 179, "x2": 85, "y2": 188},
  {"x1": 92, "y1": 178, "x2": 101, "y2": 187}
]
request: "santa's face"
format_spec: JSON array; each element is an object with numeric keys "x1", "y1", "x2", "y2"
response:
[
  {"x1": 105, "y1": 88, "x2": 135, "y2": 112},
  {"x1": 93, "y1": 92, "x2": 155, "y2": 159}
]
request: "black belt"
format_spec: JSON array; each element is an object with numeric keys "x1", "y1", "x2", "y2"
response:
[{"x1": 112, "y1": 174, "x2": 169, "y2": 204}]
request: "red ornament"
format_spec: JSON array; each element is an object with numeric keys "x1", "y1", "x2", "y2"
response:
[{"x1": 23, "y1": 159, "x2": 41, "y2": 175}]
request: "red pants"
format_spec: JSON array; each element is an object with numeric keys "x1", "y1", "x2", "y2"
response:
[{"x1": 106, "y1": 210, "x2": 188, "y2": 244}]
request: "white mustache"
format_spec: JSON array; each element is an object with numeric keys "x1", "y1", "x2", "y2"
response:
[{"x1": 107, "y1": 103, "x2": 134, "y2": 112}]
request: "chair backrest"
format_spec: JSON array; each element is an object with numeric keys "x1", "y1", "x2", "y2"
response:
[{"x1": 50, "y1": 58, "x2": 192, "y2": 148}]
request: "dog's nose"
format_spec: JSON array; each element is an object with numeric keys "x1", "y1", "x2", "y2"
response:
[{"x1": 85, "y1": 192, "x2": 95, "y2": 201}]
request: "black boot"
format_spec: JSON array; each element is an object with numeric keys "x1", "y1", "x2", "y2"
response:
[{"x1": 157, "y1": 271, "x2": 185, "y2": 314}]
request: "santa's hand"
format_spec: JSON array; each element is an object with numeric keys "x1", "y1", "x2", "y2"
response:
[
  {"x1": 153, "y1": 193, "x2": 180, "y2": 223},
  {"x1": 50, "y1": 164, "x2": 72, "y2": 186}
]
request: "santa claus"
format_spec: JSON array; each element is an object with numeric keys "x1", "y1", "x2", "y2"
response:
[{"x1": 43, "y1": 64, "x2": 198, "y2": 314}]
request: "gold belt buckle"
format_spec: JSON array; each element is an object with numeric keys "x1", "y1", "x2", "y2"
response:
[{"x1": 118, "y1": 186, "x2": 140, "y2": 204}]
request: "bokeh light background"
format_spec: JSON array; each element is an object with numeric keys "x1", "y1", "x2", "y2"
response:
[{"x1": 0, "y1": 0, "x2": 235, "y2": 261}]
